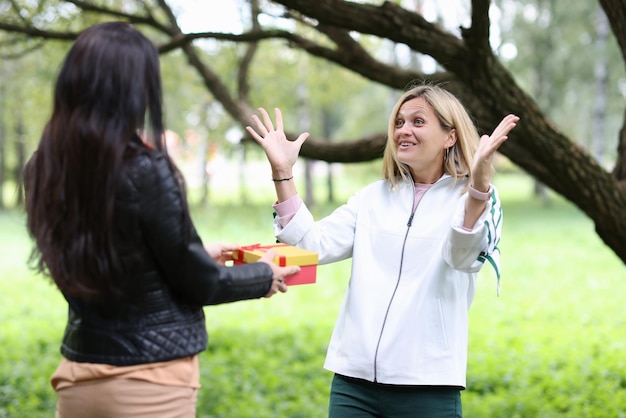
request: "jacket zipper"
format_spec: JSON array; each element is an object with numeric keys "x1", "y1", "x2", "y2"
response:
[
  {"x1": 371, "y1": 177, "x2": 454, "y2": 382},
  {"x1": 372, "y1": 184, "x2": 417, "y2": 383}
]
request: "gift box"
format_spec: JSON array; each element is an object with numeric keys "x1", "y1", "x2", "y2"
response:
[{"x1": 233, "y1": 243, "x2": 318, "y2": 285}]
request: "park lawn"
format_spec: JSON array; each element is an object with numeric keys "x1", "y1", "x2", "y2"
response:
[{"x1": 1, "y1": 171, "x2": 625, "y2": 417}]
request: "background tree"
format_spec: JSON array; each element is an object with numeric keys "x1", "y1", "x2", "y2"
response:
[
  {"x1": 492, "y1": 0, "x2": 625, "y2": 203},
  {"x1": 0, "y1": 0, "x2": 625, "y2": 264}
]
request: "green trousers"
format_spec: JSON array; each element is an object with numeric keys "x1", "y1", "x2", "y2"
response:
[{"x1": 328, "y1": 374, "x2": 462, "y2": 418}]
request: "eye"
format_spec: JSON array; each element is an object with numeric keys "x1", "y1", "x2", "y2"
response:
[
  {"x1": 394, "y1": 119, "x2": 404, "y2": 128},
  {"x1": 413, "y1": 118, "x2": 424, "y2": 126}
]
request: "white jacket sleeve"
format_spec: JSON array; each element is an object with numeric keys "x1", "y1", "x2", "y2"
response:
[
  {"x1": 274, "y1": 194, "x2": 358, "y2": 265},
  {"x1": 443, "y1": 185, "x2": 503, "y2": 294}
]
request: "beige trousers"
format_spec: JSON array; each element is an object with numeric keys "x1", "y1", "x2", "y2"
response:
[{"x1": 55, "y1": 378, "x2": 197, "y2": 418}]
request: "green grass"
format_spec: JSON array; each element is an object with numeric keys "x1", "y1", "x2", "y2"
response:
[{"x1": 1, "y1": 171, "x2": 625, "y2": 417}]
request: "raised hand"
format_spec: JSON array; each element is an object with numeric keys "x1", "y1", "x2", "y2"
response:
[
  {"x1": 246, "y1": 107, "x2": 309, "y2": 177},
  {"x1": 471, "y1": 114, "x2": 520, "y2": 190}
]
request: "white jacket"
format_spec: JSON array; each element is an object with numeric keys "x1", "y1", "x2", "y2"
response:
[{"x1": 274, "y1": 175, "x2": 502, "y2": 387}]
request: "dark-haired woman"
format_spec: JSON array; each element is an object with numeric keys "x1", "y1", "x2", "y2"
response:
[{"x1": 23, "y1": 21, "x2": 298, "y2": 418}]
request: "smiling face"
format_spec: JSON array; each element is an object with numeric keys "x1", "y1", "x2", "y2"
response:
[{"x1": 393, "y1": 97, "x2": 456, "y2": 184}]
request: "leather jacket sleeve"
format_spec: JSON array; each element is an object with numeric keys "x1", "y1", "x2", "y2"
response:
[{"x1": 133, "y1": 152, "x2": 273, "y2": 306}]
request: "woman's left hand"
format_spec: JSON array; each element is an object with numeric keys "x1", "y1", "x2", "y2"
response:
[
  {"x1": 205, "y1": 243, "x2": 239, "y2": 265},
  {"x1": 471, "y1": 114, "x2": 520, "y2": 190}
]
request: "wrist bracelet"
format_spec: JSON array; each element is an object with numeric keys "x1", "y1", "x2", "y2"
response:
[
  {"x1": 272, "y1": 176, "x2": 293, "y2": 182},
  {"x1": 468, "y1": 184, "x2": 492, "y2": 201}
]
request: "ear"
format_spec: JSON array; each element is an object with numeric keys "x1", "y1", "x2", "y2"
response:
[{"x1": 445, "y1": 128, "x2": 457, "y2": 148}]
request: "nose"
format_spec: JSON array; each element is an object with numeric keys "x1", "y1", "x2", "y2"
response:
[{"x1": 395, "y1": 124, "x2": 411, "y2": 137}]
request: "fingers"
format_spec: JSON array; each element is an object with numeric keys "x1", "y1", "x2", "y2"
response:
[
  {"x1": 294, "y1": 132, "x2": 310, "y2": 147},
  {"x1": 259, "y1": 107, "x2": 275, "y2": 132},
  {"x1": 246, "y1": 107, "x2": 271, "y2": 142},
  {"x1": 219, "y1": 243, "x2": 239, "y2": 252},
  {"x1": 473, "y1": 114, "x2": 520, "y2": 185},
  {"x1": 492, "y1": 114, "x2": 519, "y2": 139},
  {"x1": 479, "y1": 114, "x2": 520, "y2": 154},
  {"x1": 263, "y1": 264, "x2": 300, "y2": 298},
  {"x1": 246, "y1": 107, "x2": 310, "y2": 152},
  {"x1": 264, "y1": 277, "x2": 289, "y2": 298},
  {"x1": 246, "y1": 119, "x2": 264, "y2": 143},
  {"x1": 275, "y1": 278, "x2": 288, "y2": 293},
  {"x1": 272, "y1": 265, "x2": 300, "y2": 286},
  {"x1": 246, "y1": 107, "x2": 279, "y2": 144},
  {"x1": 252, "y1": 247, "x2": 302, "y2": 298},
  {"x1": 503, "y1": 113, "x2": 520, "y2": 124},
  {"x1": 274, "y1": 108, "x2": 284, "y2": 133},
  {"x1": 285, "y1": 265, "x2": 300, "y2": 276},
  {"x1": 255, "y1": 107, "x2": 281, "y2": 135},
  {"x1": 258, "y1": 248, "x2": 276, "y2": 264}
]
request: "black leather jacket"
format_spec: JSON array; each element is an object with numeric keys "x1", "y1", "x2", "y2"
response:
[{"x1": 60, "y1": 141, "x2": 273, "y2": 366}]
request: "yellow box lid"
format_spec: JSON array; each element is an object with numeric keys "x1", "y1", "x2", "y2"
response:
[{"x1": 234, "y1": 243, "x2": 318, "y2": 266}]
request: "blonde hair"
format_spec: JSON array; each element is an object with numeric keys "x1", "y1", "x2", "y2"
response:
[{"x1": 382, "y1": 84, "x2": 480, "y2": 189}]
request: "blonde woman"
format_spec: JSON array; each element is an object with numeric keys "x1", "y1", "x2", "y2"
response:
[{"x1": 248, "y1": 84, "x2": 519, "y2": 418}]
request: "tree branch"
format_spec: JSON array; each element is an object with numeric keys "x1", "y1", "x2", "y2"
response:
[
  {"x1": 0, "y1": 38, "x2": 45, "y2": 59},
  {"x1": 599, "y1": 0, "x2": 626, "y2": 63},
  {"x1": 0, "y1": 22, "x2": 77, "y2": 40},
  {"x1": 465, "y1": 0, "x2": 492, "y2": 51},
  {"x1": 238, "y1": 0, "x2": 260, "y2": 101},
  {"x1": 67, "y1": 0, "x2": 170, "y2": 33},
  {"x1": 273, "y1": 0, "x2": 469, "y2": 69}
]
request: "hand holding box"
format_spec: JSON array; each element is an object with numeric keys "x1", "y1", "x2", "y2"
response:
[{"x1": 233, "y1": 243, "x2": 318, "y2": 285}]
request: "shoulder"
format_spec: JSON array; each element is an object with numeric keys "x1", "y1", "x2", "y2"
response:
[
  {"x1": 346, "y1": 179, "x2": 410, "y2": 210},
  {"x1": 125, "y1": 144, "x2": 171, "y2": 182},
  {"x1": 435, "y1": 175, "x2": 469, "y2": 197},
  {"x1": 353, "y1": 178, "x2": 417, "y2": 198},
  {"x1": 357, "y1": 179, "x2": 399, "y2": 196},
  {"x1": 126, "y1": 140, "x2": 164, "y2": 170},
  {"x1": 119, "y1": 142, "x2": 175, "y2": 199},
  {"x1": 348, "y1": 180, "x2": 386, "y2": 203}
]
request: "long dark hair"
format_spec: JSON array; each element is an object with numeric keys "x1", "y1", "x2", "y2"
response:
[{"x1": 24, "y1": 22, "x2": 183, "y2": 299}]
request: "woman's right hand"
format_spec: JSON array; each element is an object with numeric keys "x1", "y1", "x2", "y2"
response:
[
  {"x1": 258, "y1": 248, "x2": 300, "y2": 298},
  {"x1": 246, "y1": 107, "x2": 309, "y2": 177}
]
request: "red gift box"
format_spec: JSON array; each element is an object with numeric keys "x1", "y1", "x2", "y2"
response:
[{"x1": 233, "y1": 243, "x2": 318, "y2": 285}]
